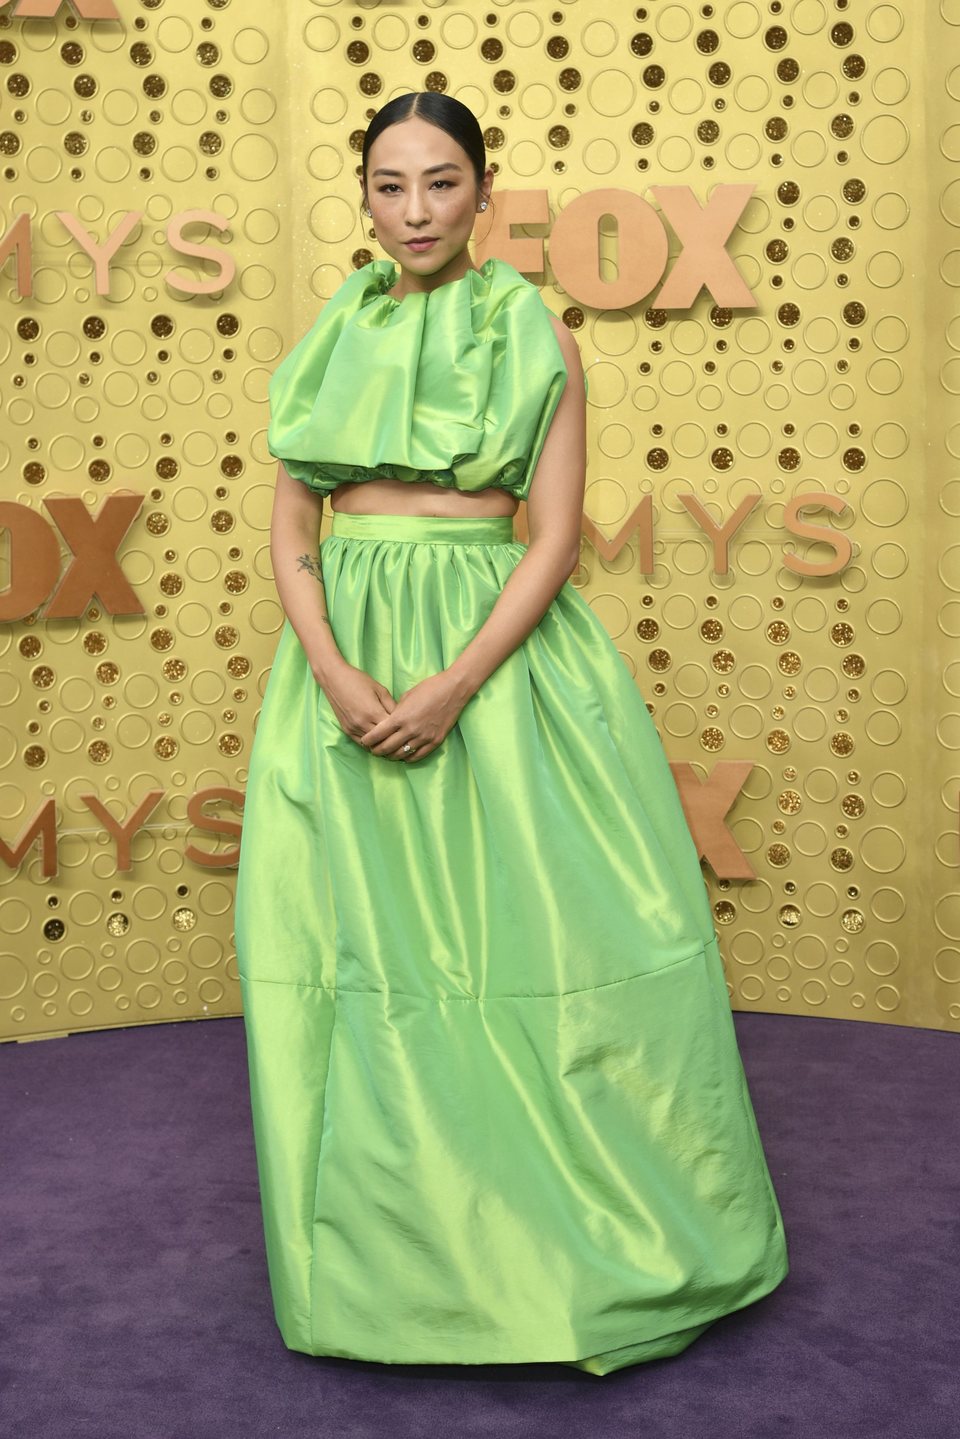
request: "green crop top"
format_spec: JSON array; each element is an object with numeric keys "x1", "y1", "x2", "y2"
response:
[{"x1": 266, "y1": 255, "x2": 573, "y2": 501}]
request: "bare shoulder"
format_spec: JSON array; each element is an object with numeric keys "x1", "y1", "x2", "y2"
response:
[{"x1": 547, "y1": 311, "x2": 584, "y2": 381}]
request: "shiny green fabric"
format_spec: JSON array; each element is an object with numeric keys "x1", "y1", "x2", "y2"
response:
[
  {"x1": 264, "y1": 257, "x2": 571, "y2": 500},
  {"x1": 235, "y1": 511, "x2": 790, "y2": 1375}
]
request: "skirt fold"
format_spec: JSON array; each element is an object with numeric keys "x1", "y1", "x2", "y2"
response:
[{"x1": 235, "y1": 510, "x2": 789, "y2": 1372}]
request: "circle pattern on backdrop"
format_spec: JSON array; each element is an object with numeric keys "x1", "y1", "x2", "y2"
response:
[{"x1": 0, "y1": 1, "x2": 955, "y2": 1036}]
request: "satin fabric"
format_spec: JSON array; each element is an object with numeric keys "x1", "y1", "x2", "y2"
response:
[
  {"x1": 235, "y1": 512, "x2": 790, "y2": 1375},
  {"x1": 264, "y1": 257, "x2": 571, "y2": 500}
]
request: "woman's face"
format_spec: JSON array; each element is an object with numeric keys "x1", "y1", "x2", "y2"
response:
[{"x1": 362, "y1": 114, "x2": 492, "y2": 281}]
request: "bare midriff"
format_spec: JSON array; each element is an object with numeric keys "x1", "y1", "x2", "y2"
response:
[{"x1": 329, "y1": 476, "x2": 519, "y2": 519}]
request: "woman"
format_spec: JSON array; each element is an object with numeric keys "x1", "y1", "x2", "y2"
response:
[{"x1": 235, "y1": 90, "x2": 789, "y2": 1376}]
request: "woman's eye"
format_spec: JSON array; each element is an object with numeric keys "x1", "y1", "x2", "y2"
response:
[{"x1": 378, "y1": 180, "x2": 453, "y2": 193}]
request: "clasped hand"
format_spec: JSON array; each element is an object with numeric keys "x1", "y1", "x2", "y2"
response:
[{"x1": 320, "y1": 661, "x2": 467, "y2": 762}]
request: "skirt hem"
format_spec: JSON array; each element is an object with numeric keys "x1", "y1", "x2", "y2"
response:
[{"x1": 272, "y1": 1251, "x2": 790, "y2": 1375}]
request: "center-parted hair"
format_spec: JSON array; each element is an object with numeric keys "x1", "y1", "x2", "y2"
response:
[{"x1": 360, "y1": 91, "x2": 487, "y2": 205}]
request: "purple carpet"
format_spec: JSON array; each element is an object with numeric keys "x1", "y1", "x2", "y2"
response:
[{"x1": 1, "y1": 1011, "x2": 955, "y2": 1438}]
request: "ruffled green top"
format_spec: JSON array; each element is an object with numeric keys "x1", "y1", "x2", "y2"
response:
[{"x1": 266, "y1": 256, "x2": 571, "y2": 501}]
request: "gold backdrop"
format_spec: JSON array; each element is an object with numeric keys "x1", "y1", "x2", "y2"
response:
[{"x1": 1, "y1": 0, "x2": 959, "y2": 1043}]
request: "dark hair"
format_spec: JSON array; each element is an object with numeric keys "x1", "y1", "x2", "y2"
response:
[{"x1": 359, "y1": 91, "x2": 488, "y2": 214}]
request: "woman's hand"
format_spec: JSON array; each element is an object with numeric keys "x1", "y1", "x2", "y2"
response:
[
  {"x1": 316, "y1": 660, "x2": 398, "y2": 747},
  {"x1": 358, "y1": 671, "x2": 468, "y2": 762}
]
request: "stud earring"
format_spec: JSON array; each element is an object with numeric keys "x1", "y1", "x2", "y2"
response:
[{"x1": 479, "y1": 201, "x2": 488, "y2": 211}]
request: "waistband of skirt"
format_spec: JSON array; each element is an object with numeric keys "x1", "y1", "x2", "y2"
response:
[{"x1": 328, "y1": 511, "x2": 517, "y2": 544}]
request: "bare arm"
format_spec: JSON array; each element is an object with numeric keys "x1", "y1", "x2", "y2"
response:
[
  {"x1": 269, "y1": 464, "x2": 347, "y2": 685},
  {"x1": 270, "y1": 465, "x2": 400, "y2": 744},
  {"x1": 444, "y1": 316, "x2": 587, "y2": 704}
]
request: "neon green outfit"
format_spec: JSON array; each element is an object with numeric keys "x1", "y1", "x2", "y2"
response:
[{"x1": 235, "y1": 257, "x2": 788, "y2": 1375}]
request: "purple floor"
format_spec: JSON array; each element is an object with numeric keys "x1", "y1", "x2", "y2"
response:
[{"x1": 1, "y1": 1010, "x2": 955, "y2": 1439}]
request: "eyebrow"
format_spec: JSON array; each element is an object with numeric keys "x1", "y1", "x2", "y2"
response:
[{"x1": 370, "y1": 162, "x2": 464, "y2": 178}]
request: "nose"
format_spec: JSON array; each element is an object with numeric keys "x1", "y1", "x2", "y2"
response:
[{"x1": 404, "y1": 186, "x2": 432, "y2": 227}]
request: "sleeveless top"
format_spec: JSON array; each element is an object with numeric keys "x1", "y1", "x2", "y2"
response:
[{"x1": 265, "y1": 256, "x2": 573, "y2": 501}]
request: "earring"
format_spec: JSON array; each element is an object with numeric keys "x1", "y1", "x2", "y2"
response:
[
  {"x1": 479, "y1": 201, "x2": 488, "y2": 211},
  {"x1": 363, "y1": 205, "x2": 371, "y2": 217}
]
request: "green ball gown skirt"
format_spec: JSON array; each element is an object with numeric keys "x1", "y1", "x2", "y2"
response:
[{"x1": 234, "y1": 509, "x2": 789, "y2": 1376}]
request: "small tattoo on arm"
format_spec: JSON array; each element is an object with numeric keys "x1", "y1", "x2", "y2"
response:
[
  {"x1": 296, "y1": 552, "x2": 324, "y2": 581},
  {"x1": 295, "y1": 552, "x2": 331, "y2": 625}
]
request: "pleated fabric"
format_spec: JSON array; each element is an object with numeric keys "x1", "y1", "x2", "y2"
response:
[
  {"x1": 234, "y1": 511, "x2": 789, "y2": 1375},
  {"x1": 264, "y1": 256, "x2": 571, "y2": 501}
]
